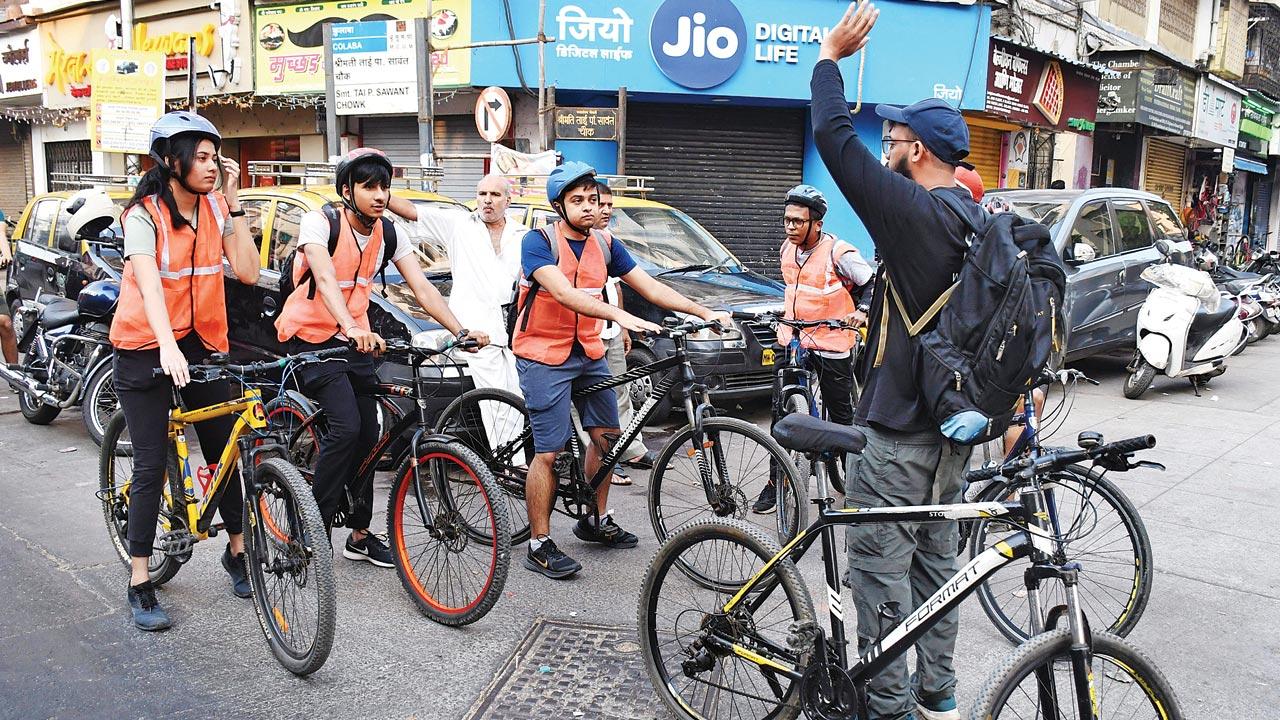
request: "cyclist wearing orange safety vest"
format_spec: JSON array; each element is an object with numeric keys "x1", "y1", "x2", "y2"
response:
[
  {"x1": 110, "y1": 111, "x2": 262, "y2": 631},
  {"x1": 275, "y1": 148, "x2": 485, "y2": 568},
  {"x1": 512, "y1": 161, "x2": 731, "y2": 580},
  {"x1": 755, "y1": 184, "x2": 874, "y2": 514}
]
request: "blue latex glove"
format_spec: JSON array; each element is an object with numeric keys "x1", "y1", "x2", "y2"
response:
[{"x1": 940, "y1": 410, "x2": 989, "y2": 443}]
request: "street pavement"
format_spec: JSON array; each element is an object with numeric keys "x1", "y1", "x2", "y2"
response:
[{"x1": 1, "y1": 338, "x2": 1278, "y2": 719}]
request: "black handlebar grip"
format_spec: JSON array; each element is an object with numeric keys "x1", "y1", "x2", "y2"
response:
[
  {"x1": 1105, "y1": 435, "x2": 1157, "y2": 454},
  {"x1": 964, "y1": 465, "x2": 1003, "y2": 484},
  {"x1": 730, "y1": 310, "x2": 758, "y2": 320}
]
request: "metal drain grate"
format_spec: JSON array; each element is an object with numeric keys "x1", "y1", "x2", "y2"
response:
[{"x1": 463, "y1": 617, "x2": 669, "y2": 720}]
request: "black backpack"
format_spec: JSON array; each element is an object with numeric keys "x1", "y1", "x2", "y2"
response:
[
  {"x1": 278, "y1": 203, "x2": 399, "y2": 304},
  {"x1": 877, "y1": 190, "x2": 1067, "y2": 445}
]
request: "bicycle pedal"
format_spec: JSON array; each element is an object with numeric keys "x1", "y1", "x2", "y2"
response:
[{"x1": 156, "y1": 529, "x2": 197, "y2": 560}]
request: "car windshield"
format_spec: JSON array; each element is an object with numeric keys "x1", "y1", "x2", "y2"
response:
[
  {"x1": 398, "y1": 200, "x2": 465, "y2": 275},
  {"x1": 986, "y1": 198, "x2": 1071, "y2": 234},
  {"x1": 609, "y1": 206, "x2": 743, "y2": 272}
]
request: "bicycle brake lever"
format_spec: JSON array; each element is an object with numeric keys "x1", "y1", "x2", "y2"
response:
[{"x1": 1131, "y1": 460, "x2": 1165, "y2": 472}]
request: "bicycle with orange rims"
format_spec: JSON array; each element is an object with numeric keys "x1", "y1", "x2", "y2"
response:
[
  {"x1": 265, "y1": 336, "x2": 512, "y2": 627},
  {"x1": 97, "y1": 348, "x2": 346, "y2": 676}
]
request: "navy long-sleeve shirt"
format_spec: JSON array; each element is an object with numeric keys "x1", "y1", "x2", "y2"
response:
[{"x1": 810, "y1": 59, "x2": 982, "y2": 433}]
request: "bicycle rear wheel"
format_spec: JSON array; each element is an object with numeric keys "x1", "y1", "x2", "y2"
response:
[
  {"x1": 973, "y1": 629, "x2": 1183, "y2": 719},
  {"x1": 97, "y1": 411, "x2": 185, "y2": 586},
  {"x1": 649, "y1": 417, "x2": 807, "y2": 546},
  {"x1": 435, "y1": 388, "x2": 534, "y2": 543},
  {"x1": 243, "y1": 458, "x2": 335, "y2": 676},
  {"x1": 386, "y1": 440, "x2": 511, "y2": 626},
  {"x1": 638, "y1": 518, "x2": 816, "y2": 720},
  {"x1": 971, "y1": 465, "x2": 1152, "y2": 642}
]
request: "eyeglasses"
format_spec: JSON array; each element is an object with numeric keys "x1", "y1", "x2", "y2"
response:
[
  {"x1": 782, "y1": 217, "x2": 811, "y2": 228},
  {"x1": 881, "y1": 137, "x2": 916, "y2": 155}
]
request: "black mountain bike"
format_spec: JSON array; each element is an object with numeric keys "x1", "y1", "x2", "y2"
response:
[
  {"x1": 265, "y1": 337, "x2": 511, "y2": 626},
  {"x1": 434, "y1": 317, "x2": 805, "y2": 545},
  {"x1": 638, "y1": 413, "x2": 1182, "y2": 720}
]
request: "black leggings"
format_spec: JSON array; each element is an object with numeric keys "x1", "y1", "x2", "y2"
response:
[
  {"x1": 812, "y1": 353, "x2": 856, "y2": 427},
  {"x1": 114, "y1": 335, "x2": 242, "y2": 558}
]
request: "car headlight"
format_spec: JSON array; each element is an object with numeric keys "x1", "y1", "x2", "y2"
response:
[{"x1": 412, "y1": 329, "x2": 453, "y2": 350}]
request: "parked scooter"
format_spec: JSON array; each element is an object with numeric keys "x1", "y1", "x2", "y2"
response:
[
  {"x1": 1126, "y1": 239, "x2": 1249, "y2": 399},
  {"x1": 1235, "y1": 275, "x2": 1275, "y2": 343},
  {"x1": 0, "y1": 190, "x2": 123, "y2": 444}
]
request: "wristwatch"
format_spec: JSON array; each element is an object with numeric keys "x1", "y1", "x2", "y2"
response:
[
  {"x1": 455, "y1": 328, "x2": 470, "y2": 338},
  {"x1": 229, "y1": 208, "x2": 246, "y2": 217},
  {"x1": 857, "y1": 303, "x2": 870, "y2": 313}
]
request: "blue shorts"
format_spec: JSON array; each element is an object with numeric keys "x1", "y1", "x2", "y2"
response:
[{"x1": 517, "y1": 350, "x2": 619, "y2": 453}]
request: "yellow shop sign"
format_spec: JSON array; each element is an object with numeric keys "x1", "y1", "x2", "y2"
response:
[{"x1": 133, "y1": 22, "x2": 217, "y2": 60}]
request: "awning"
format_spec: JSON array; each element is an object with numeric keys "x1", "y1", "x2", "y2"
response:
[{"x1": 1234, "y1": 156, "x2": 1269, "y2": 175}]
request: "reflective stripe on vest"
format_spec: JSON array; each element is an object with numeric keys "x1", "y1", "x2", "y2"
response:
[
  {"x1": 110, "y1": 192, "x2": 231, "y2": 352},
  {"x1": 512, "y1": 222, "x2": 610, "y2": 364},
  {"x1": 275, "y1": 209, "x2": 384, "y2": 344},
  {"x1": 779, "y1": 234, "x2": 857, "y2": 353}
]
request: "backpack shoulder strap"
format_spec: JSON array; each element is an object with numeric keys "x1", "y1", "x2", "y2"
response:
[
  {"x1": 931, "y1": 188, "x2": 984, "y2": 241},
  {"x1": 322, "y1": 203, "x2": 342, "y2": 255},
  {"x1": 591, "y1": 229, "x2": 613, "y2": 268},
  {"x1": 518, "y1": 227, "x2": 555, "y2": 333},
  {"x1": 375, "y1": 217, "x2": 399, "y2": 292}
]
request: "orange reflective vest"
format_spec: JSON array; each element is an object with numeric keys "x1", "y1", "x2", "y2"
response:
[
  {"x1": 110, "y1": 193, "x2": 230, "y2": 352},
  {"x1": 779, "y1": 234, "x2": 858, "y2": 353},
  {"x1": 512, "y1": 223, "x2": 610, "y2": 364},
  {"x1": 276, "y1": 210, "x2": 384, "y2": 343}
]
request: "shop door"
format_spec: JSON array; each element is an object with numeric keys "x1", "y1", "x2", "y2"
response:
[
  {"x1": 624, "y1": 104, "x2": 804, "y2": 277},
  {"x1": 362, "y1": 115, "x2": 487, "y2": 200},
  {"x1": 1141, "y1": 138, "x2": 1186, "y2": 210},
  {"x1": 966, "y1": 126, "x2": 1004, "y2": 191},
  {"x1": 44, "y1": 140, "x2": 91, "y2": 190}
]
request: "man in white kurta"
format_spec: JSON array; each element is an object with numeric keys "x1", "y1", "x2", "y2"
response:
[{"x1": 390, "y1": 174, "x2": 526, "y2": 393}]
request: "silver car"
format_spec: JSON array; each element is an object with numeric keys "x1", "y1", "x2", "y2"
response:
[{"x1": 985, "y1": 188, "x2": 1189, "y2": 362}]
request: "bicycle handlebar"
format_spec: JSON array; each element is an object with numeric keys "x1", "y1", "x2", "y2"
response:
[
  {"x1": 152, "y1": 346, "x2": 351, "y2": 380},
  {"x1": 650, "y1": 317, "x2": 728, "y2": 338},
  {"x1": 730, "y1": 310, "x2": 858, "y2": 332},
  {"x1": 382, "y1": 335, "x2": 479, "y2": 358},
  {"x1": 964, "y1": 434, "x2": 1157, "y2": 484}
]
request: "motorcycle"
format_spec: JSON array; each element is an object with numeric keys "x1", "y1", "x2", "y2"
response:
[
  {"x1": 1125, "y1": 239, "x2": 1249, "y2": 399},
  {"x1": 0, "y1": 190, "x2": 123, "y2": 444}
]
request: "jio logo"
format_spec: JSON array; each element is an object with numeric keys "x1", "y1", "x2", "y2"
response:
[{"x1": 650, "y1": 0, "x2": 746, "y2": 90}]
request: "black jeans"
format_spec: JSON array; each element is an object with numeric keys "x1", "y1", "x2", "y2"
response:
[
  {"x1": 291, "y1": 339, "x2": 381, "y2": 530},
  {"x1": 114, "y1": 334, "x2": 241, "y2": 558},
  {"x1": 811, "y1": 353, "x2": 856, "y2": 426}
]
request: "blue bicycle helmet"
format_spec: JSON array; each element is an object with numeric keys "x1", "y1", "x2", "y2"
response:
[
  {"x1": 784, "y1": 184, "x2": 828, "y2": 220},
  {"x1": 546, "y1": 161, "x2": 597, "y2": 204},
  {"x1": 77, "y1": 279, "x2": 120, "y2": 321}
]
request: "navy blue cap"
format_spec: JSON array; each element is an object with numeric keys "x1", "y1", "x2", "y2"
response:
[{"x1": 875, "y1": 99, "x2": 970, "y2": 166}]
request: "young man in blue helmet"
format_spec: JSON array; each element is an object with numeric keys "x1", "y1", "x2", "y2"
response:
[{"x1": 511, "y1": 161, "x2": 731, "y2": 579}]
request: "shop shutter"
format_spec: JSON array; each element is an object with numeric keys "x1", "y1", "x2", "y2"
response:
[
  {"x1": 1253, "y1": 179, "x2": 1271, "y2": 244},
  {"x1": 44, "y1": 140, "x2": 91, "y2": 191},
  {"x1": 361, "y1": 115, "x2": 487, "y2": 200},
  {"x1": 624, "y1": 104, "x2": 804, "y2": 277},
  {"x1": 1142, "y1": 138, "x2": 1187, "y2": 210},
  {"x1": 966, "y1": 125, "x2": 1004, "y2": 191},
  {"x1": 0, "y1": 122, "x2": 31, "y2": 220}
]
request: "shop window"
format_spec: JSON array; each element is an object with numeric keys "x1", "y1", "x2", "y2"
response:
[
  {"x1": 1113, "y1": 200, "x2": 1154, "y2": 252},
  {"x1": 26, "y1": 199, "x2": 58, "y2": 247},
  {"x1": 1069, "y1": 202, "x2": 1116, "y2": 259},
  {"x1": 269, "y1": 202, "x2": 303, "y2": 271},
  {"x1": 1146, "y1": 201, "x2": 1185, "y2": 240}
]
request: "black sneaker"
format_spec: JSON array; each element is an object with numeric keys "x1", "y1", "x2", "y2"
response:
[
  {"x1": 343, "y1": 532, "x2": 395, "y2": 568},
  {"x1": 220, "y1": 544, "x2": 252, "y2": 599},
  {"x1": 127, "y1": 581, "x2": 172, "y2": 632},
  {"x1": 573, "y1": 515, "x2": 639, "y2": 549},
  {"x1": 523, "y1": 537, "x2": 582, "y2": 579},
  {"x1": 752, "y1": 483, "x2": 777, "y2": 514}
]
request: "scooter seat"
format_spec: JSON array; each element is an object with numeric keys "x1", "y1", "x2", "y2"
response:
[
  {"x1": 1189, "y1": 297, "x2": 1237, "y2": 338},
  {"x1": 39, "y1": 299, "x2": 81, "y2": 330}
]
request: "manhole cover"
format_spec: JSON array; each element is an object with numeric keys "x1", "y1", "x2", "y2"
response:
[{"x1": 463, "y1": 617, "x2": 670, "y2": 720}]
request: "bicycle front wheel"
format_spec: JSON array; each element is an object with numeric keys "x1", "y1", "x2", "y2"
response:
[
  {"x1": 974, "y1": 629, "x2": 1183, "y2": 719},
  {"x1": 264, "y1": 392, "x2": 323, "y2": 484},
  {"x1": 971, "y1": 465, "x2": 1152, "y2": 642},
  {"x1": 97, "y1": 411, "x2": 185, "y2": 586},
  {"x1": 243, "y1": 457, "x2": 335, "y2": 676},
  {"x1": 650, "y1": 417, "x2": 807, "y2": 546},
  {"x1": 386, "y1": 440, "x2": 511, "y2": 626},
  {"x1": 434, "y1": 388, "x2": 534, "y2": 543},
  {"x1": 638, "y1": 518, "x2": 816, "y2": 720}
]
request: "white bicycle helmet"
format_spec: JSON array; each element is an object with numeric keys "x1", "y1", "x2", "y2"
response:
[{"x1": 64, "y1": 188, "x2": 120, "y2": 241}]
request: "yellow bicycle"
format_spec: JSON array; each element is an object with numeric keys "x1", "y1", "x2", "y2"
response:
[{"x1": 98, "y1": 349, "x2": 345, "y2": 676}]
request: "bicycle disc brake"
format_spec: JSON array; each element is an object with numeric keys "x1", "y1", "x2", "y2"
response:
[{"x1": 799, "y1": 661, "x2": 859, "y2": 720}]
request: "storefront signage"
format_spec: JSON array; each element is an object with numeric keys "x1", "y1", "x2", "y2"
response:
[
  {"x1": 89, "y1": 49, "x2": 165, "y2": 154},
  {"x1": 1238, "y1": 95, "x2": 1275, "y2": 154},
  {"x1": 1095, "y1": 53, "x2": 1194, "y2": 136},
  {"x1": 255, "y1": 0, "x2": 469, "y2": 95},
  {"x1": 984, "y1": 39, "x2": 1098, "y2": 131},
  {"x1": 555, "y1": 106, "x2": 618, "y2": 140},
  {"x1": 330, "y1": 20, "x2": 419, "y2": 115},
  {"x1": 0, "y1": 30, "x2": 42, "y2": 100},
  {"x1": 41, "y1": 1, "x2": 243, "y2": 109},
  {"x1": 1192, "y1": 76, "x2": 1241, "y2": 148},
  {"x1": 479, "y1": 0, "x2": 992, "y2": 108}
]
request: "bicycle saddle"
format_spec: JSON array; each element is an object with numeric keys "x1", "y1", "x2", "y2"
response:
[{"x1": 771, "y1": 413, "x2": 866, "y2": 455}]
